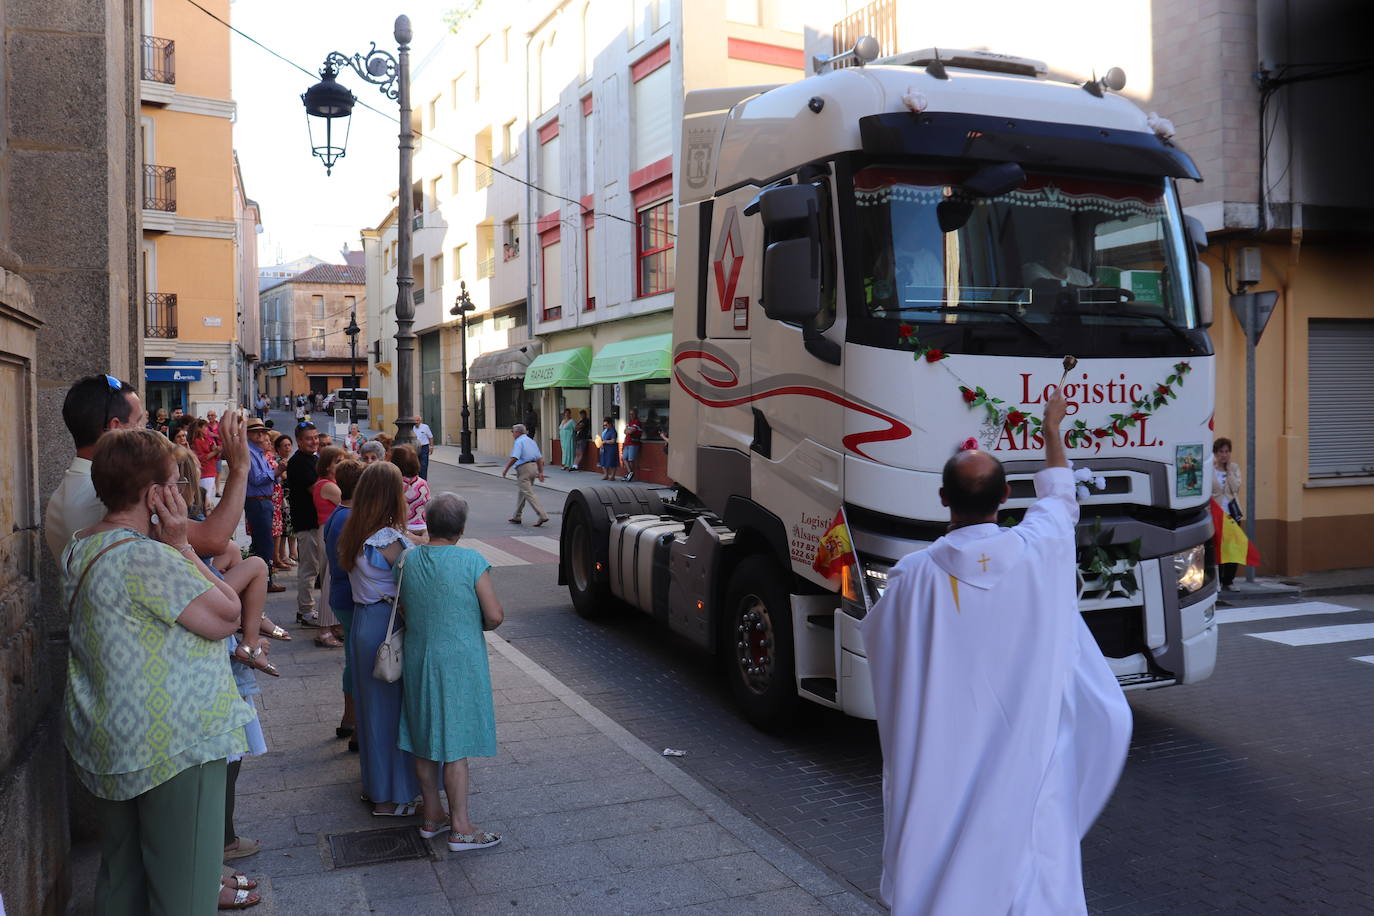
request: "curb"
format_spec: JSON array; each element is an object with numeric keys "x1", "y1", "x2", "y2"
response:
[{"x1": 484, "y1": 631, "x2": 883, "y2": 915}]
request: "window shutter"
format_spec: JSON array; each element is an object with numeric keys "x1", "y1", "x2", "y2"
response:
[{"x1": 1308, "y1": 320, "x2": 1374, "y2": 477}]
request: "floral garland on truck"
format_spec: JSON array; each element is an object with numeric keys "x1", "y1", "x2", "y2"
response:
[{"x1": 894, "y1": 323, "x2": 1194, "y2": 448}]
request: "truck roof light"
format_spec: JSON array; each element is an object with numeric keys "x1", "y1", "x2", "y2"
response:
[{"x1": 882, "y1": 48, "x2": 1049, "y2": 79}]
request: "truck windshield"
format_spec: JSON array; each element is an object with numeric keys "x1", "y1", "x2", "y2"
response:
[{"x1": 848, "y1": 165, "x2": 1203, "y2": 357}]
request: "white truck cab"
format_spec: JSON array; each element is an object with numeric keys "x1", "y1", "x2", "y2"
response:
[{"x1": 560, "y1": 46, "x2": 1218, "y2": 729}]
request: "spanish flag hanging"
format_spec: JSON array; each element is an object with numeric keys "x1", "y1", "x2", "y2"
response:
[
  {"x1": 1209, "y1": 499, "x2": 1262, "y2": 568},
  {"x1": 812, "y1": 507, "x2": 856, "y2": 578}
]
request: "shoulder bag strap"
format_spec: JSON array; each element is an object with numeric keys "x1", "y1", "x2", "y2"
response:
[
  {"x1": 385, "y1": 549, "x2": 409, "y2": 634},
  {"x1": 67, "y1": 536, "x2": 140, "y2": 618}
]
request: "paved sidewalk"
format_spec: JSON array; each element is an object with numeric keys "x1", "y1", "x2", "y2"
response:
[{"x1": 73, "y1": 581, "x2": 877, "y2": 915}]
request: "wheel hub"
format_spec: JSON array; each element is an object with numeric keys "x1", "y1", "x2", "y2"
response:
[{"x1": 734, "y1": 597, "x2": 773, "y2": 693}]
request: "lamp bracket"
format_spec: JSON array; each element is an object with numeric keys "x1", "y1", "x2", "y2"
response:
[{"x1": 324, "y1": 44, "x2": 400, "y2": 100}]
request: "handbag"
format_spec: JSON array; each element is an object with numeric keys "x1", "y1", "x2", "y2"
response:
[
  {"x1": 372, "y1": 551, "x2": 409, "y2": 683},
  {"x1": 1227, "y1": 498, "x2": 1244, "y2": 523}
]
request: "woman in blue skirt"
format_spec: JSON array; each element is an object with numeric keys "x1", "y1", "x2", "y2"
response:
[
  {"x1": 337, "y1": 462, "x2": 420, "y2": 816},
  {"x1": 597, "y1": 416, "x2": 619, "y2": 481}
]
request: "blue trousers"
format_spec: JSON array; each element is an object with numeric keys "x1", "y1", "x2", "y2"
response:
[
  {"x1": 243, "y1": 497, "x2": 274, "y2": 585},
  {"x1": 418, "y1": 444, "x2": 430, "y2": 480}
]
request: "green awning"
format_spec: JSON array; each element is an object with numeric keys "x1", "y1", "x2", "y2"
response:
[
  {"x1": 523, "y1": 346, "x2": 593, "y2": 389},
  {"x1": 587, "y1": 333, "x2": 674, "y2": 384}
]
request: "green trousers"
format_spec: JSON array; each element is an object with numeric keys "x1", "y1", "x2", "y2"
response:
[{"x1": 94, "y1": 759, "x2": 227, "y2": 916}]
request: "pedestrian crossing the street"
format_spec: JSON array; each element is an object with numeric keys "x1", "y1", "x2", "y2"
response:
[
  {"x1": 1222, "y1": 601, "x2": 1374, "y2": 668},
  {"x1": 466, "y1": 535, "x2": 560, "y2": 567}
]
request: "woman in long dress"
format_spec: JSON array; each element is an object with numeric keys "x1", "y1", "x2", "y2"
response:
[
  {"x1": 337, "y1": 462, "x2": 421, "y2": 816},
  {"x1": 396, "y1": 493, "x2": 504, "y2": 852},
  {"x1": 557, "y1": 408, "x2": 577, "y2": 471}
]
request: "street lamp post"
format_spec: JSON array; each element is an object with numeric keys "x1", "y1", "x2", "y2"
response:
[
  {"x1": 450, "y1": 281, "x2": 476, "y2": 463},
  {"x1": 302, "y1": 14, "x2": 417, "y2": 446},
  {"x1": 344, "y1": 310, "x2": 360, "y2": 423}
]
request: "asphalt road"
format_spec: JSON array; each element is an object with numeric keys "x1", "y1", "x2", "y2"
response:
[{"x1": 421, "y1": 456, "x2": 1374, "y2": 914}]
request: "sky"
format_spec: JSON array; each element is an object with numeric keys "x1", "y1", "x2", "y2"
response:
[{"x1": 228, "y1": 0, "x2": 458, "y2": 266}]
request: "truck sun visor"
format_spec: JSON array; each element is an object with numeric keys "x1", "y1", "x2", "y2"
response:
[{"x1": 859, "y1": 111, "x2": 1202, "y2": 181}]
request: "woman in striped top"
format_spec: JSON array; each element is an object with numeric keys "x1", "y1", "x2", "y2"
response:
[{"x1": 391, "y1": 444, "x2": 431, "y2": 539}]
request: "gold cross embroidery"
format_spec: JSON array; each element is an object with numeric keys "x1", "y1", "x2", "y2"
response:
[{"x1": 977, "y1": 554, "x2": 992, "y2": 573}]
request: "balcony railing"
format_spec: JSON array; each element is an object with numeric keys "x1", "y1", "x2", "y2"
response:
[
  {"x1": 475, "y1": 166, "x2": 493, "y2": 189},
  {"x1": 143, "y1": 164, "x2": 176, "y2": 211},
  {"x1": 141, "y1": 35, "x2": 175, "y2": 84},
  {"x1": 832, "y1": 0, "x2": 896, "y2": 64},
  {"x1": 145, "y1": 292, "x2": 177, "y2": 338},
  {"x1": 478, "y1": 256, "x2": 495, "y2": 279}
]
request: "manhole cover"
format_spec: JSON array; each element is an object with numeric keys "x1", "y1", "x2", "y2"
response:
[{"x1": 327, "y1": 825, "x2": 433, "y2": 869}]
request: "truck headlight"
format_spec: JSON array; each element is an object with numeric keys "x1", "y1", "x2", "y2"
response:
[
  {"x1": 1173, "y1": 544, "x2": 1206, "y2": 596},
  {"x1": 840, "y1": 556, "x2": 893, "y2": 619}
]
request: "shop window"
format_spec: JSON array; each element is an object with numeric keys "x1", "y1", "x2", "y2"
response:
[
  {"x1": 494, "y1": 379, "x2": 523, "y2": 428},
  {"x1": 635, "y1": 198, "x2": 674, "y2": 297},
  {"x1": 624, "y1": 379, "x2": 669, "y2": 440}
]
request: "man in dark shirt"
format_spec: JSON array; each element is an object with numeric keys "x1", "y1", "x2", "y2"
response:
[{"x1": 287, "y1": 422, "x2": 322, "y2": 625}]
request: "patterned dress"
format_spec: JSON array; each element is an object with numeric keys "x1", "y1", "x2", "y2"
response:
[
  {"x1": 269, "y1": 451, "x2": 288, "y2": 537},
  {"x1": 62, "y1": 528, "x2": 251, "y2": 799}
]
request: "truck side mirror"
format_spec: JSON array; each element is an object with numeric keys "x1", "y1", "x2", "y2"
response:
[
  {"x1": 1194, "y1": 259, "x2": 1213, "y2": 327},
  {"x1": 756, "y1": 184, "x2": 822, "y2": 323},
  {"x1": 1184, "y1": 215, "x2": 1208, "y2": 252}
]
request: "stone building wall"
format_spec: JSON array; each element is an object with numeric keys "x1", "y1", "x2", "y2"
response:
[{"x1": 0, "y1": 0, "x2": 141, "y2": 912}]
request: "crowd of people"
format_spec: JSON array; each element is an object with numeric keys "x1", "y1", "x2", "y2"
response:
[{"x1": 46, "y1": 377, "x2": 500, "y2": 914}]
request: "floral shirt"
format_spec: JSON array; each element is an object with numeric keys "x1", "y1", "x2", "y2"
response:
[{"x1": 62, "y1": 529, "x2": 251, "y2": 800}]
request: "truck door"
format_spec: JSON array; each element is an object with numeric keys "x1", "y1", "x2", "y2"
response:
[{"x1": 747, "y1": 170, "x2": 847, "y2": 589}]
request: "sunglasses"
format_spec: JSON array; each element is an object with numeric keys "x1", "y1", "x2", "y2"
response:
[{"x1": 101, "y1": 374, "x2": 128, "y2": 430}]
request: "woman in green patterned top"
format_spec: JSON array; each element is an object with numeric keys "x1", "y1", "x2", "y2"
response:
[{"x1": 62, "y1": 428, "x2": 253, "y2": 915}]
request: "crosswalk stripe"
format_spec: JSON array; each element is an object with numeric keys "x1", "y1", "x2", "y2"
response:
[
  {"x1": 511, "y1": 535, "x2": 561, "y2": 556},
  {"x1": 466, "y1": 539, "x2": 529, "y2": 567},
  {"x1": 1216, "y1": 601, "x2": 1359, "y2": 625},
  {"x1": 1248, "y1": 623, "x2": 1374, "y2": 647}
]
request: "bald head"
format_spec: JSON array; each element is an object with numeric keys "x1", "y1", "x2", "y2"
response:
[{"x1": 941, "y1": 450, "x2": 1009, "y2": 521}]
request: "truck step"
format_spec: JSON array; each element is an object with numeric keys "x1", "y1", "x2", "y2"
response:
[
  {"x1": 805, "y1": 614, "x2": 835, "y2": 630},
  {"x1": 799, "y1": 677, "x2": 837, "y2": 702},
  {"x1": 1116, "y1": 672, "x2": 1177, "y2": 691}
]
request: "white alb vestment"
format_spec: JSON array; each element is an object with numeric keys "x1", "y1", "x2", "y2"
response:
[{"x1": 862, "y1": 466, "x2": 1131, "y2": 915}]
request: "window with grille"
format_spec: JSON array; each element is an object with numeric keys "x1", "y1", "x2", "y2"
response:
[
  {"x1": 635, "y1": 198, "x2": 673, "y2": 297},
  {"x1": 1308, "y1": 319, "x2": 1374, "y2": 478}
]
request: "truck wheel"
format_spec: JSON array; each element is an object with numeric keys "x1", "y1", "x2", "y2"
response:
[
  {"x1": 564, "y1": 499, "x2": 612, "y2": 619},
  {"x1": 722, "y1": 556, "x2": 799, "y2": 732}
]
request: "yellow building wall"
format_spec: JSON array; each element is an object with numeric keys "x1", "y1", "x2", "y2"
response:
[
  {"x1": 150, "y1": 0, "x2": 232, "y2": 100},
  {"x1": 149, "y1": 111, "x2": 234, "y2": 221},
  {"x1": 1204, "y1": 241, "x2": 1374, "y2": 574},
  {"x1": 155, "y1": 236, "x2": 236, "y2": 343}
]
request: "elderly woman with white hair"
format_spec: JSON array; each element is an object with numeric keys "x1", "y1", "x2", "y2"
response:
[
  {"x1": 359, "y1": 440, "x2": 386, "y2": 465},
  {"x1": 395, "y1": 492, "x2": 505, "y2": 852}
]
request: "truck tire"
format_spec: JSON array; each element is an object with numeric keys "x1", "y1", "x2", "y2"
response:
[
  {"x1": 561, "y1": 486, "x2": 664, "y2": 620},
  {"x1": 722, "y1": 555, "x2": 799, "y2": 732}
]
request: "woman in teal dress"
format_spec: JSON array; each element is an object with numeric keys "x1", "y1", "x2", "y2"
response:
[
  {"x1": 396, "y1": 492, "x2": 505, "y2": 852},
  {"x1": 557, "y1": 407, "x2": 577, "y2": 471}
]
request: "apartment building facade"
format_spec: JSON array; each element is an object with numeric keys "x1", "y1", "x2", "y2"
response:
[
  {"x1": 365, "y1": 0, "x2": 826, "y2": 473},
  {"x1": 258, "y1": 264, "x2": 368, "y2": 405},
  {"x1": 233, "y1": 153, "x2": 262, "y2": 408},
  {"x1": 822, "y1": 0, "x2": 1373, "y2": 574},
  {"x1": 139, "y1": 0, "x2": 242, "y2": 418}
]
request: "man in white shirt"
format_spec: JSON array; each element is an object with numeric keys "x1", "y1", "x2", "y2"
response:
[
  {"x1": 1023, "y1": 234, "x2": 1095, "y2": 288},
  {"x1": 500, "y1": 423, "x2": 549, "y2": 527},
  {"x1": 44, "y1": 374, "x2": 148, "y2": 560},
  {"x1": 862, "y1": 388, "x2": 1131, "y2": 915},
  {"x1": 413, "y1": 414, "x2": 434, "y2": 479}
]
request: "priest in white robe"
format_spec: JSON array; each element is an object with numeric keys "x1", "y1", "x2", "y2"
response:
[{"x1": 862, "y1": 389, "x2": 1131, "y2": 915}]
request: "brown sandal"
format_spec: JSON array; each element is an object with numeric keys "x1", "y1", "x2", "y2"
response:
[
  {"x1": 314, "y1": 632, "x2": 344, "y2": 649},
  {"x1": 232, "y1": 644, "x2": 280, "y2": 677}
]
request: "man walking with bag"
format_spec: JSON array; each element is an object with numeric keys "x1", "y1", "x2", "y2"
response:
[{"x1": 500, "y1": 424, "x2": 549, "y2": 527}]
